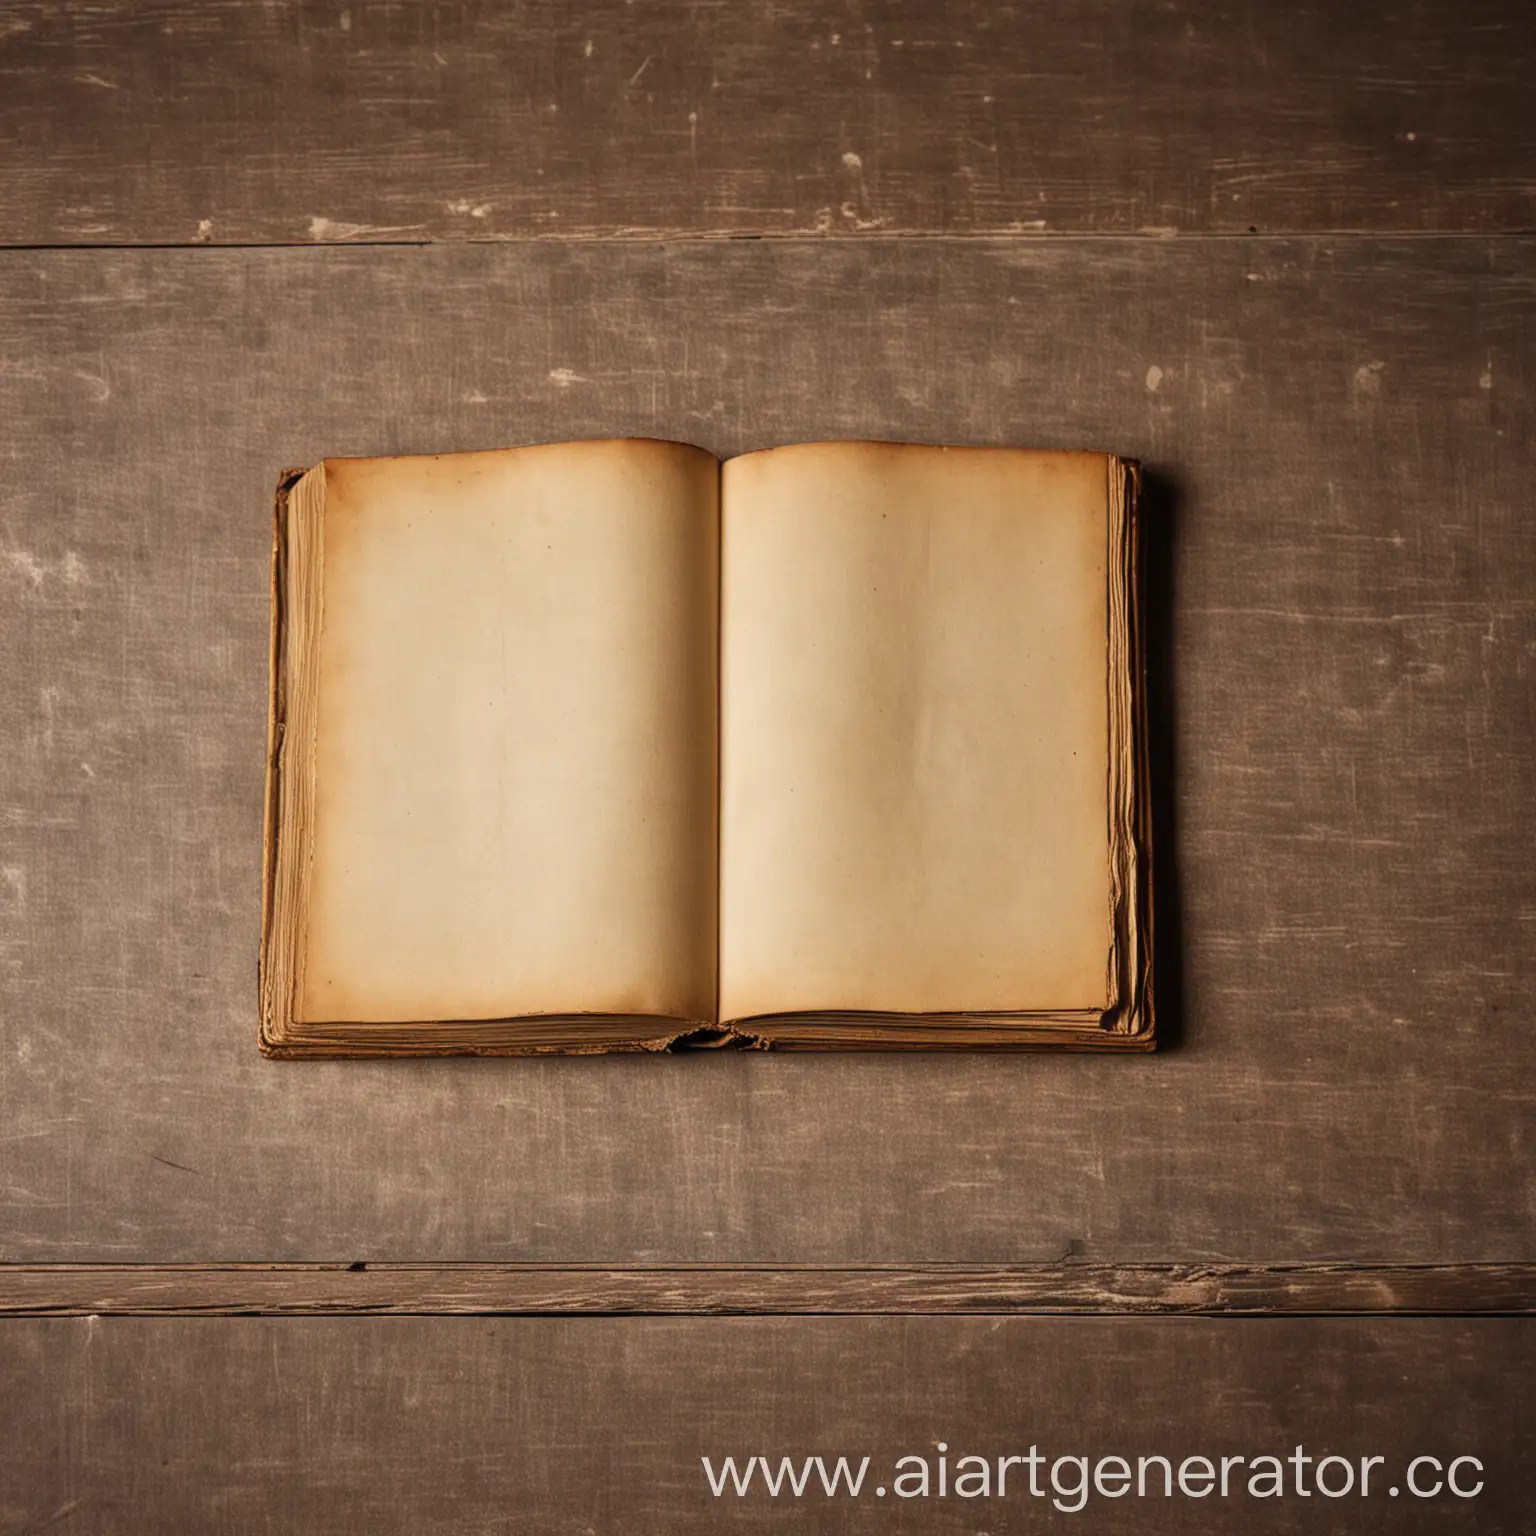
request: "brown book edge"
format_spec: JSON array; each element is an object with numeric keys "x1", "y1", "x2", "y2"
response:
[
  {"x1": 258, "y1": 459, "x2": 1155, "y2": 1057},
  {"x1": 257, "y1": 470, "x2": 303, "y2": 1057}
]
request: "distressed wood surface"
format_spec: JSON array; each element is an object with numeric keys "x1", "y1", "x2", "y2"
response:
[
  {"x1": 0, "y1": 1317, "x2": 1527, "y2": 1532},
  {"x1": 0, "y1": 1263, "x2": 1531, "y2": 1317},
  {"x1": 1, "y1": 1, "x2": 1534, "y2": 245},
  {"x1": 1, "y1": 237, "x2": 1531, "y2": 1265}
]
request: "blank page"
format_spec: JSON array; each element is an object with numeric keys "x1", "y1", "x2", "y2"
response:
[
  {"x1": 293, "y1": 440, "x2": 719, "y2": 1026},
  {"x1": 719, "y1": 443, "x2": 1111, "y2": 1020}
]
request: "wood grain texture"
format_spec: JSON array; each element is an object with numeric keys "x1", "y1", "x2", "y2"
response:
[
  {"x1": 0, "y1": 1316, "x2": 1528, "y2": 1532},
  {"x1": 2, "y1": 0, "x2": 1534, "y2": 244},
  {"x1": 0, "y1": 237, "x2": 1532, "y2": 1263},
  {"x1": 0, "y1": 1263, "x2": 1530, "y2": 1316}
]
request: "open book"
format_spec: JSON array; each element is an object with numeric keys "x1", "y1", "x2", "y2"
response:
[{"x1": 260, "y1": 440, "x2": 1152, "y2": 1055}]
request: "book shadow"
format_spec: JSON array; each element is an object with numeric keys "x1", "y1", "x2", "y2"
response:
[{"x1": 1140, "y1": 466, "x2": 1187, "y2": 1053}]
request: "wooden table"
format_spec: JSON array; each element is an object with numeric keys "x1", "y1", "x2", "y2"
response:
[{"x1": 1, "y1": 3, "x2": 1530, "y2": 1529}]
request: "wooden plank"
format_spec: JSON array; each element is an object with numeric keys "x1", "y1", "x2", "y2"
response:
[
  {"x1": 0, "y1": 237, "x2": 1532, "y2": 1264},
  {"x1": 0, "y1": 1263, "x2": 1530, "y2": 1316},
  {"x1": 2, "y1": 1, "x2": 1534, "y2": 244},
  {"x1": 0, "y1": 1317, "x2": 1527, "y2": 1531}
]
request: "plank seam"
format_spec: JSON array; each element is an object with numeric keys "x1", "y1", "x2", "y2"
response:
[
  {"x1": 0, "y1": 230, "x2": 1534, "y2": 254},
  {"x1": 0, "y1": 1263, "x2": 1529, "y2": 1317}
]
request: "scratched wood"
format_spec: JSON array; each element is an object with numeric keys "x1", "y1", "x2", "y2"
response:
[
  {"x1": 1, "y1": 237, "x2": 1530, "y2": 1265},
  {"x1": 0, "y1": 1317, "x2": 1526, "y2": 1532},
  {"x1": 1, "y1": 0, "x2": 1533, "y2": 244},
  {"x1": 0, "y1": 1264, "x2": 1531, "y2": 1317}
]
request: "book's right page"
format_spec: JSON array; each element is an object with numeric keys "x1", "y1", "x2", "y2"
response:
[{"x1": 718, "y1": 442, "x2": 1150, "y2": 1047}]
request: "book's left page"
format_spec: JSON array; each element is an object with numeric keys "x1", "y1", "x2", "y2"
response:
[{"x1": 260, "y1": 440, "x2": 720, "y2": 1055}]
